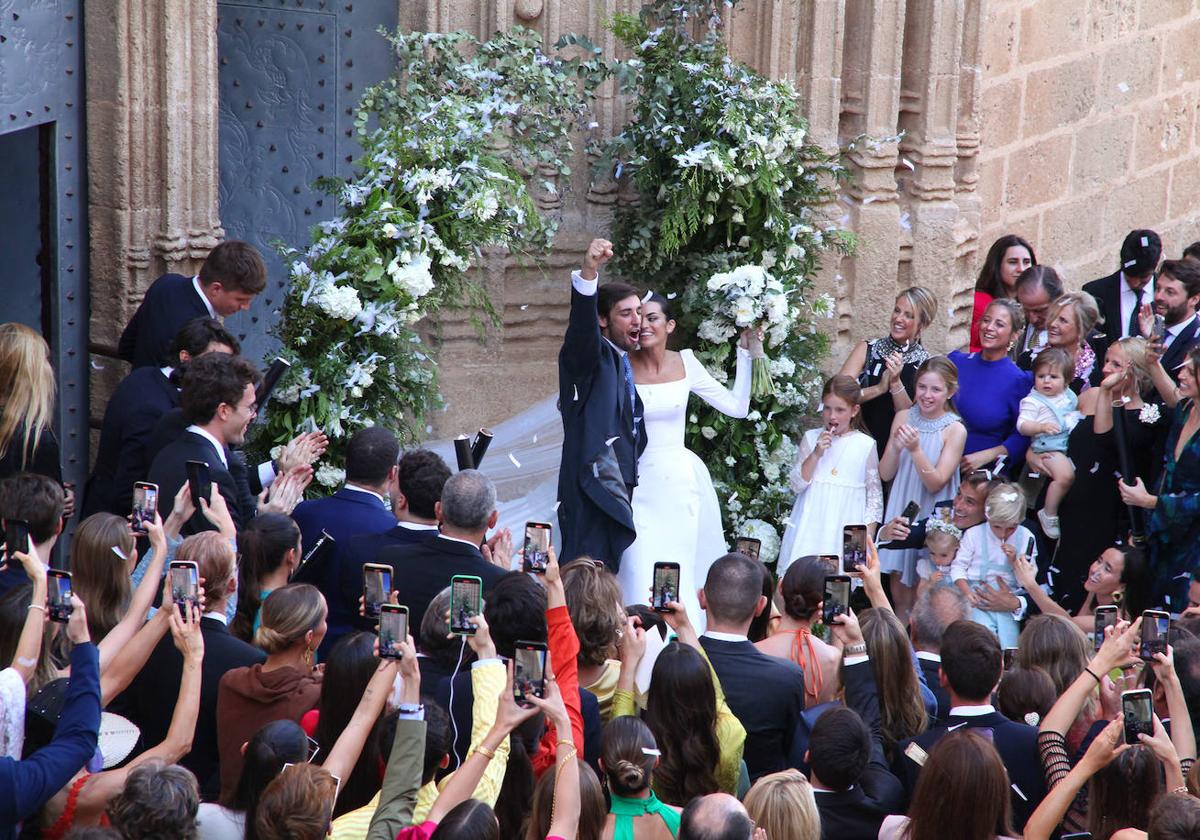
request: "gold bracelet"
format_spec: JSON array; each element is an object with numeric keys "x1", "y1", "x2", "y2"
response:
[
  {"x1": 474, "y1": 744, "x2": 496, "y2": 760},
  {"x1": 556, "y1": 738, "x2": 574, "y2": 750}
]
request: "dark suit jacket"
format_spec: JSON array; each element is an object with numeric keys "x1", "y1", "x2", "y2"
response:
[
  {"x1": 336, "y1": 524, "x2": 438, "y2": 644},
  {"x1": 109, "y1": 616, "x2": 265, "y2": 801},
  {"x1": 813, "y1": 659, "x2": 904, "y2": 840},
  {"x1": 147, "y1": 430, "x2": 250, "y2": 533},
  {"x1": 1083, "y1": 270, "x2": 1126, "y2": 353},
  {"x1": 144, "y1": 407, "x2": 267, "y2": 506},
  {"x1": 916, "y1": 655, "x2": 952, "y2": 723},
  {"x1": 557, "y1": 284, "x2": 647, "y2": 571},
  {"x1": 1160, "y1": 316, "x2": 1200, "y2": 382},
  {"x1": 83, "y1": 366, "x2": 178, "y2": 518},
  {"x1": 895, "y1": 708, "x2": 1045, "y2": 830},
  {"x1": 118, "y1": 273, "x2": 211, "y2": 369},
  {"x1": 699, "y1": 635, "x2": 806, "y2": 782},
  {"x1": 0, "y1": 428, "x2": 61, "y2": 485},
  {"x1": 373, "y1": 536, "x2": 507, "y2": 632}
]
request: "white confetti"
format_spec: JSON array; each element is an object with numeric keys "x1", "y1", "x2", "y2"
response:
[
  {"x1": 573, "y1": 384, "x2": 579, "y2": 402},
  {"x1": 509, "y1": 452, "x2": 522, "y2": 468},
  {"x1": 666, "y1": 292, "x2": 677, "y2": 300},
  {"x1": 592, "y1": 463, "x2": 599, "y2": 478},
  {"x1": 901, "y1": 157, "x2": 915, "y2": 171},
  {"x1": 520, "y1": 304, "x2": 529, "y2": 310},
  {"x1": 899, "y1": 212, "x2": 911, "y2": 231},
  {"x1": 532, "y1": 434, "x2": 538, "y2": 443},
  {"x1": 90, "y1": 359, "x2": 105, "y2": 370},
  {"x1": 605, "y1": 436, "x2": 619, "y2": 447},
  {"x1": 1090, "y1": 462, "x2": 1100, "y2": 474},
  {"x1": 426, "y1": 425, "x2": 433, "y2": 434},
  {"x1": 1118, "y1": 82, "x2": 1130, "y2": 93},
  {"x1": 862, "y1": 195, "x2": 879, "y2": 205},
  {"x1": 552, "y1": 500, "x2": 561, "y2": 512},
  {"x1": 728, "y1": 492, "x2": 738, "y2": 505},
  {"x1": 1141, "y1": 236, "x2": 1149, "y2": 247}
]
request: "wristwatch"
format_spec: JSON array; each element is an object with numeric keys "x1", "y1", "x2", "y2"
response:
[{"x1": 844, "y1": 643, "x2": 867, "y2": 656}]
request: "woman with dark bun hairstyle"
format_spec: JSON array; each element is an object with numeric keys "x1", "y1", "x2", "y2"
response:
[
  {"x1": 600, "y1": 716, "x2": 681, "y2": 839},
  {"x1": 754, "y1": 556, "x2": 841, "y2": 705}
]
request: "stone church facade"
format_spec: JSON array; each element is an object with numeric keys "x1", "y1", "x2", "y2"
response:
[{"x1": 75, "y1": 0, "x2": 1200, "y2": 445}]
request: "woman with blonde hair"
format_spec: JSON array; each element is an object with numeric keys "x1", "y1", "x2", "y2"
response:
[
  {"x1": 1040, "y1": 291, "x2": 1104, "y2": 392},
  {"x1": 744, "y1": 769, "x2": 820, "y2": 840},
  {"x1": 0, "y1": 322, "x2": 59, "y2": 482},
  {"x1": 216, "y1": 583, "x2": 326, "y2": 803},
  {"x1": 839, "y1": 286, "x2": 940, "y2": 456}
]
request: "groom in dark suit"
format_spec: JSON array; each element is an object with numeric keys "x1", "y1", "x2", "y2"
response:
[{"x1": 558, "y1": 238, "x2": 648, "y2": 570}]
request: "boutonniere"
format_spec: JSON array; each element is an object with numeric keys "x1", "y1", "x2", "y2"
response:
[{"x1": 1139, "y1": 403, "x2": 1161, "y2": 424}]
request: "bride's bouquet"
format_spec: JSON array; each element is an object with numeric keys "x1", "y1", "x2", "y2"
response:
[{"x1": 696, "y1": 264, "x2": 790, "y2": 397}]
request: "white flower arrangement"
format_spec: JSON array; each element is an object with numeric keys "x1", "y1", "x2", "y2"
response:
[
  {"x1": 313, "y1": 285, "x2": 363, "y2": 321},
  {"x1": 315, "y1": 464, "x2": 347, "y2": 488},
  {"x1": 1139, "y1": 403, "x2": 1161, "y2": 424}
]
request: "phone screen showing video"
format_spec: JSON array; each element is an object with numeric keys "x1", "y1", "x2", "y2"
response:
[
  {"x1": 842, "y1": 525, "x2": 867, "y2": 574},
  {"x1": 823, "y1": 576, "x2": 851, "y2": 625},
  {"x1": 378, "y1": 607, "x2": 408, "y2": 660},
  {"x1": 514, "y1": 644, "x2": 547, "y2": 704},
  {"x1": 1140, "y1": 611, "x2": 1170, "y2": 660},
  {"x1": 132, "y1": 483, "x2": 158, "y2": 532},
  {"x1": 47, "y1": 571, "x2": 73, "y2": 623},
  {"x1": 450, "y1": 577, "x2": 482, "y2": 635},
  {"x1": 523, "y1": 522, "x2": 552, "y2": 573},
  {"x1": 1123, "y1": 690, "x2": 1154, "y2": 745},
  {"x1": 170, "y1": 563, "x2": 199, "y2": 613},
  {"x1": 363, "y1": 566, "x2": 391, "y2": 619},
  {"x1": 652, "y1": 563, "x2": 680, "y2": 612},
  {"x1": 1094, "y1": 607, "x2": 1118, "y2": 652}
]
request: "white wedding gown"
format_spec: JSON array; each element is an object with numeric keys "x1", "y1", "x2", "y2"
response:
[{"x1": 619, "y1": 348, "x2": 752, "y2": 618}]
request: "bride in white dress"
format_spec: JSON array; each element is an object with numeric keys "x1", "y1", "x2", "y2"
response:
[{"x1": 622, "y1": 293, "x2": 761, "y2": 616}]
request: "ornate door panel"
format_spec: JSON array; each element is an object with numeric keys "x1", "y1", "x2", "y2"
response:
[
  {"x1": 216, "y1": 0, "x2": 398, "y2": 365},
  {"x1": 0, "y1": 0, "x2": 89, "y2": 491}
]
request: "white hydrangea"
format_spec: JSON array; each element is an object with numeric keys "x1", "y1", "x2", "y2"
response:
[
  {"x1": 464, "y1": 189, "x2": 500, "y2": 222},
  {"x1": 768, "y1": 356, "x2": 796, "y2": 379},
  {"x1": 700, "y1": 426, "x2": 717, "y2": 440},
  {"x1": 698, "y1": 317, "x2": 736, "y2": 344},
  {"x1": 382, "y1": 222, "x2": 402, "y2": 239},
  {"x1": 315, "y1": 465, "x2": 346, "y2": 488},
  {"x1": 387, "y1": 253, "x2": 435, "y2": 300},
  {"x1": 313, "y1": 285, "x2": 363, "y2": 320}
]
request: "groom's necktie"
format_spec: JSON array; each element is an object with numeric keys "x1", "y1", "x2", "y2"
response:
[{"x1": 621, "y1": 353, "x2": 638, "y2": 435}]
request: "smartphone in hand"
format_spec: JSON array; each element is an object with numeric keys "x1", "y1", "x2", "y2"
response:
[
  {"x1": 652, "y1": 562, "x2": 680, "y2": 613},
  {"x1": 1140, "y1": 610, "x2": 1170, "y2": 660},
  {"x1": 841, "y1": 524, "x2": 867, "y2": 574},
  {"x1": 1093, "y1": 605, "x2": 1118, "y2": 653},
  {"x1": 169, "y1": 561, "x2": 200, "y2": 617},
  {"x1": 823, "y1": 575, "x2": 851, "y2": 625},
  {"x1": 450, "y1": 575, "x2": 483, "y2": 636},
  {"x1": 378, "y1": 604, "x2": 409, "y2": 660},
  {"x1": 514, "y1": 640, "x2": 548, "y2": 706},
  {"x1": 1122, "y1": 688, "x2": 1154, "y2": 745},
  {"x1": 4, "y1": 518, "x2": 30, "y2": 565},
  {"x1": 47, "y1": 569, "x2": 73, "y2": 623},
  {"x1": 362, "y1": 563, "x2": 392, "y2": 619},
  {"x1": 185, "y1": 460, "x2": 211, "y2": 509},
  {"x1": 132, "y1": 482, "x2": 159, "y2": 534},
  {"x1": 522, "y1": 521, "x2": 552, "y2": 574}
]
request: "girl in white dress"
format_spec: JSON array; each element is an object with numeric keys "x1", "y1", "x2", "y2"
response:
[
  {"x1": 622, "y1": 293, "x2": 760, "y2": 616},
  {"x1": 778, "y1": 375, "x2": 884, "y2": 575}
]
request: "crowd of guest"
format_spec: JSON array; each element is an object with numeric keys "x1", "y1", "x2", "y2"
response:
[{"x1": 5, "y1": 228, "x2": 1200, "y2": 840}]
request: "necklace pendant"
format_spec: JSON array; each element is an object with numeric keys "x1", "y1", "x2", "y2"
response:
[{"x1": 830, "y1": 467, "x2": 838, "y2": 476}]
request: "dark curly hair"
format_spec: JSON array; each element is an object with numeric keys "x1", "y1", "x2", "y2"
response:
[
  {"x1": 179, "y1": 352, "x2": 262, "y2": 426},
  {"x1": 396, "y1": 448, "x2": 452, "y2": 520},
  {"x1": 643, "y1": 641, "x2": 721, "y2": 805}
]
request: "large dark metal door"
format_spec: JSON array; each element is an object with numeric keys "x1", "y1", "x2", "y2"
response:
[
  {"x1": 0, "y1": 0, "x2": 89, "y2": 490},
  {"x1": 216, "y1": 0, "x2": 398, "y2": 365}
]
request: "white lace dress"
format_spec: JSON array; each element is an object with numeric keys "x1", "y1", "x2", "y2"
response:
[
  {"x1": 619, "y1": 348, "x2": 752, "y2": 617},
  {"x1": 778, "y1": 428, "x2": 884, "y2": 574},
  {"x1": 0, "y1": 667, "x2": 25, "y2": 759}
]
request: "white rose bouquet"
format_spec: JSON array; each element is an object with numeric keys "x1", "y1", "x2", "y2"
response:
[{"x1": 698, "y1": 264, "x2": 789, "y2": 397}]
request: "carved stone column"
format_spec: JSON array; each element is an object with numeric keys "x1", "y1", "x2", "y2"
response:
[
  {"x1": 836, "y1": 0, "x2": 907, "y2": 354},
  {"x1": 898, "y1": 0, "x2": 964, "y2": 351},
  {"x1": 84, "y1": 0, "x2": 222, "y2": 416}
]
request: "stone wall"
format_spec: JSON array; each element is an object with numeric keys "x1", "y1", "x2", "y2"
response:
[
  {"x1": 978, "y1": 0, "x2": 1200, "y2": 292},
  {"x1": 81, "y1": 0, "x2": 1200, "y2": 441}
]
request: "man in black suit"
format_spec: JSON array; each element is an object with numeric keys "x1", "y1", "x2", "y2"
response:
[
  {"x1": 341, "y1": 448, "x2": 450, "y2": 636},
  {"x1": 119, "y1": 240, "x2": 266, "y2": 369},
  {"x1": 908, "y1": 584, "x2": 970, "y2": 723},
  {"x1": 698, "y1": 552, "x2": 806, "y2": 782},
  {"x1": 84, "y1": 318, "x2": 239, "y2": 519},
  {"x1": 895, "y1": 619, "x2": 1046, "y2": 829},
  {"x1": 808, "y1": 609, "x2": 904, "y2": 840},
  {"x1": 108, "y1": 532, "x2": 264, "y2": 801},
  {"x1": 557, "y1": 237, "x2": 648, "y2": 570},
  {"x1": 148, "y1": 353, "x2": 262, "y2": 533},
  {"x1": 1082, "y1": 229, "x2": 1161, "y2": 363},
  {"x1": 373, "y1": 469, "x2": 508, "y2": 631},
  {"x1": 1014, "y1": 265, "x2": 1063, "y2": 363},
  {"x1": 1150, "y1": 258, "x2": 1200, "y2": 382}
]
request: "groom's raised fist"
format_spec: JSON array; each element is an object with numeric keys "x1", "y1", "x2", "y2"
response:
[{"x1": 581, "y1": 238, "x2": 614, "y2": 280}]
